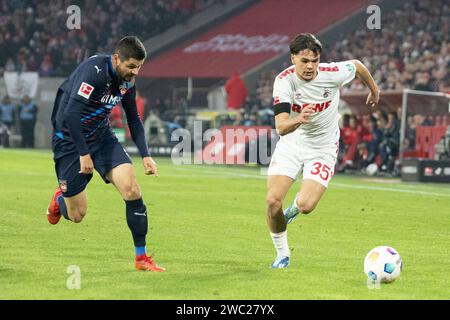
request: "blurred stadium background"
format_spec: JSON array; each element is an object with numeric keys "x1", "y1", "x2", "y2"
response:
[
  {"x1": 0, "y1": 0, "x2": 449, "y2": 181},
  {"x1": 1, "y1": 0, "x2": 450, "y2": 301}
]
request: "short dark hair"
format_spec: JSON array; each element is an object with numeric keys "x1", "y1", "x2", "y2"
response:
[
  {"x1": 289, "y1": 33, "x2": 322, "y2": 55},
  {"x1": 115, "y1": 36, "x2": 147, "y2": 61}
]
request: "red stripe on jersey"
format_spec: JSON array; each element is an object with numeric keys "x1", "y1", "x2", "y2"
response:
[
  {"x1": 319, "y1": 66, "x2": 339, "y2": 72},
  {"x1": 278, "y1": 67, "x2": 295, "y2": 79}
]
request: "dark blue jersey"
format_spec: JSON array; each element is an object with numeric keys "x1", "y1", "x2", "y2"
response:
[{"x1": 51, "y1": 55, "x2": 148, "y2": 158}]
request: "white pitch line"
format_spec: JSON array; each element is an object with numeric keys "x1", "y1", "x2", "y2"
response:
[
  {"x1": 170, "y1": 165, "x2": 450, "y2": 198},
  {"x1": 330, "y1": 182, "x2": 450, "y2": 198},
  {"x1": 171, "y1": 166, "x2": 265, "y2": 179}
]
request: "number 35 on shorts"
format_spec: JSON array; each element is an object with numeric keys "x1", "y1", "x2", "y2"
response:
[{"x1": 310, "y1": 162, "x2": 333, "y2": 181}]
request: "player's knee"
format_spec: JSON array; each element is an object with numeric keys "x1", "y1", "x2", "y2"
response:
[
  {"x1": 72, "y1": 215, "x2": 83, "y2": 223},
  {"x1": 266, "y1": 194, "x2": 282, "y2": 213},
  {"x1": 69, "y1": 208, "x2": 87, "y2": 223},
  {"x1": 296, "y1": 199, "x2": 317, "y2": 214},
  {"x1": 123, "y1": 183, "x2": 141, "y2": 200}
]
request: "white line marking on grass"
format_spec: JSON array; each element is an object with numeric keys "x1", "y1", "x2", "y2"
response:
[
  {"x1": 171, "y1": 166, "x2": 265, "y2": 179},
  {"x1": 171, "y1": 165, "x2": 450, "y2": 198},
  {"x1": 331, "y1": 182, "x2": 450, "y2": 198}
]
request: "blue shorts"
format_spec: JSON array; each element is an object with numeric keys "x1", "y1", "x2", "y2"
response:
[{"x1": 53, "y1": 135, "x2": 132, "y2": 197}]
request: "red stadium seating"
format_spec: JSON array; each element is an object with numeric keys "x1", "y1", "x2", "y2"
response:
[
  {"x1": 140, "y1": 0, "x2": 372, "y2": 77},
  {"x1": 414, "y1": 125, "x2": 448, "y2": 159}
]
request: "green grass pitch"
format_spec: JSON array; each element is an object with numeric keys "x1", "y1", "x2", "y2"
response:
[{"x1": 1, "y1": 149, "x2": 449, "y2": 299}]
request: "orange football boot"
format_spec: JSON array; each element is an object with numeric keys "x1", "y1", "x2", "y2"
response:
[
  {"x1": 135, "y1": 254, "x2": 166, "y2": 272},
  {"x1": 47, "y1": 187, "x2": 62, "y2": 225}
]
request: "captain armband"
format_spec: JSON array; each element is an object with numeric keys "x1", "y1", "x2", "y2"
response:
[{"x1": 274, "y1": 103, "x2": 291, "y2": 115}]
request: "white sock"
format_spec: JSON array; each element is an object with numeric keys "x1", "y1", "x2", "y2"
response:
[
  {"x1": 270, "y1": 231, "x2": 290, "y2": 257},
  {"x1": 292, "y1": 194, "x2": 300, "y2": 211}
]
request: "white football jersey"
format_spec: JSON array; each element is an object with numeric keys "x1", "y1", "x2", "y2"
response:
[{"x1": 273, "y1": 60, "x2": 356, "y2": 147}]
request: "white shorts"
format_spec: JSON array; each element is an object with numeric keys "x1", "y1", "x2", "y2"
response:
[{"x1": 267, "y1": 140, "x2": 338, "y2": 188}]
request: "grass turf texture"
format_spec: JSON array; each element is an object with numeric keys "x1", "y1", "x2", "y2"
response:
[{"x1": 1, "y1": 149, "x2": 449, "y2": 299}]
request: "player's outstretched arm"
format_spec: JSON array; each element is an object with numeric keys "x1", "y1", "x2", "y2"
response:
[
  {"x1": 352, "y1": 59, "x2": 380, "y2": 108},
  {"x1": 275, "y1": 104, "x2": 314, "y2": 136}
]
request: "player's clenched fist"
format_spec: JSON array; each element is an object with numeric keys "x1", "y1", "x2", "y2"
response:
[
  {"x1": 297, "y1": 104, "x2": 315, "y2": 124},
  {"x1": 79, "y1": 154, "x2": 94, "y2": 174},
  {"x1": 366, "y1": 89, "x2": 380, "y2": 108}
]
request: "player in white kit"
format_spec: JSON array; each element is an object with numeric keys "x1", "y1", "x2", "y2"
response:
[{"x1": 267, "y1": 33, "x2": 380, "y2": 268}]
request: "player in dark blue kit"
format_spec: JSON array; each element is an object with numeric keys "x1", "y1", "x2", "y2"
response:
[{"x1": 46, "y1": 36, "x2": 165, "y2": 272}]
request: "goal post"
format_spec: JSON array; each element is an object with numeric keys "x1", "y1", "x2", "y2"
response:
[{"x1": 399, "y1": 89, "x2": 450, "y2": 162}]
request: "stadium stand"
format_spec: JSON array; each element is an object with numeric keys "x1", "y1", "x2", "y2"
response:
[
  {"x1": 0, "y1": 0, "x2": 223, "y2": 76},
  {"x1": 251, "y1": 0, "x2": 449, "y2": 106},
  {"x1": 323, "y1": 0, "x2": 449, "y2": 93},
  {"x1": 0, "y1": 0, "x2": 448, "y2": 174}
]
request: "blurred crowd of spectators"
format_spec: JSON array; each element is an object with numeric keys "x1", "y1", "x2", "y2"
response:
[
  {"x1": 338, "y1": 109, "x2": 401, "y2": 175},
  {"x1": 0, "y1": 94, "x2": 38, "y2": 148},
  {"x1": 338, "y1": 109, "x2": 449, "y2": 176},
  {"x1": 0, "y1": 0, "x2": 220, "y2": 76},
  {"x1": 323, "y1": 0, "x2": 449, "y2": 93},
  {"x1": 224, "y1": 71, "x2": 275, "y2": 127}
]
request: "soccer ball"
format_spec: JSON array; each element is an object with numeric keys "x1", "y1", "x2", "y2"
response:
[
  {"x1": 366, "y1": 163, "x2": 378, "y2": 176},
  {"x1": 364, "y1": 246, "x2": 402, "y2": 283}
]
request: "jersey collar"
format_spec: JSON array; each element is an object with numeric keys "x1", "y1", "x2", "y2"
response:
[{"x1": 107, "y1": 55, "x2": 119, "y2": 81}]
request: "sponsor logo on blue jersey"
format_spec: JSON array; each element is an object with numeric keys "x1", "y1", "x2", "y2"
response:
[{"x1": 100, "y1": 94, "x2": 122, "y2": 106}]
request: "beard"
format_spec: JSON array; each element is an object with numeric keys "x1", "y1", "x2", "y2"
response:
[{"x1": 117, "y1": 67, "x2": 134, "y2": 81}]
